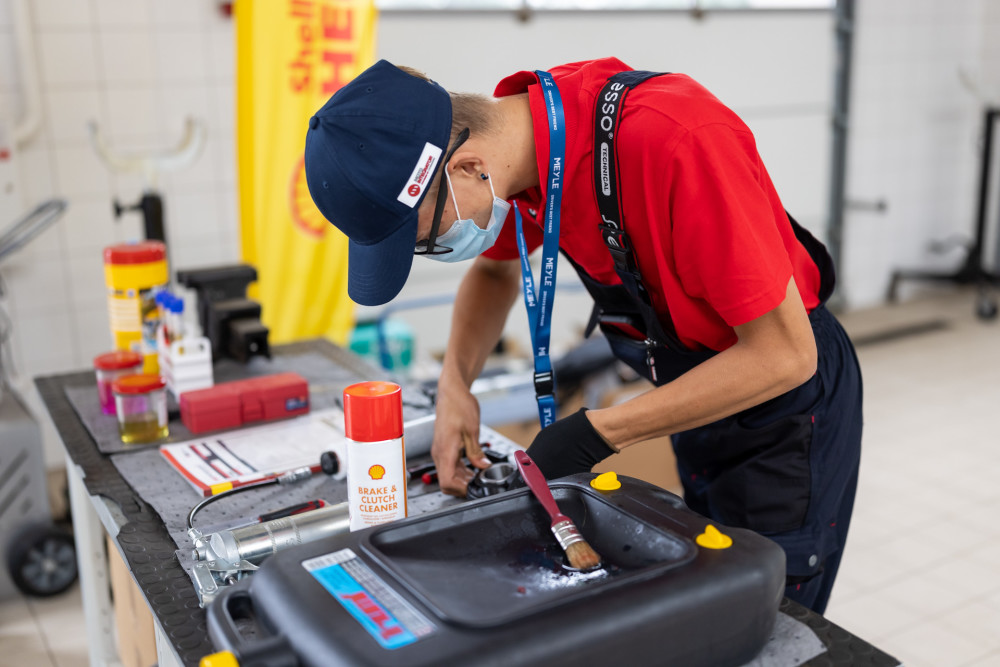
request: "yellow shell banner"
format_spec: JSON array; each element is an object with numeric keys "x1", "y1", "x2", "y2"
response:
[{"x1": 235, "y1": 0, "x2": 378, "y2": 344}]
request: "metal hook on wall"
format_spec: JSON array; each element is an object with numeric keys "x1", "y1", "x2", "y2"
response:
[{"x1": 88, "y1": 117, "x2": 206, "y2": 190}]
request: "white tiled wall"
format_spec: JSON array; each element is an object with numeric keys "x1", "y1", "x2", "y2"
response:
[
  {"x1": 3, "y1": 2, "x2": 999, "y2": 467},
  {"x1": 0, "y1": 0, "x2": 237, "y2": 466},
  {"x1": 375, "y1": 2, "x2": 1000, "y2": 349},
  {"x1": 841, "y1": 0, "x2": 1000, "y2": 307}
]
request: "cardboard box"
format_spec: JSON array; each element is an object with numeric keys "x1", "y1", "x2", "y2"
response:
[{"x1": 107, "y1": 536, "x2": 157, "y2": 667}]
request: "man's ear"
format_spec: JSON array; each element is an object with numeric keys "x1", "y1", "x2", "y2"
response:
[{"x1": 449, "y1": 149, "x2": 486, "y2": 180}]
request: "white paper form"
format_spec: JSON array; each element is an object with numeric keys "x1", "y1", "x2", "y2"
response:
[{"x1": 160, "y1": 408, "x2": 348, "y2": 495}]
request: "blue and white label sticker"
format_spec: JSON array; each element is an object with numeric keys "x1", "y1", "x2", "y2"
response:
[
  {"x1": 303, "y1": 549, "x2": 435, "y2": 650},
  {"x1": 285, "y1": 396, "x2": 308, "y2": 412}
]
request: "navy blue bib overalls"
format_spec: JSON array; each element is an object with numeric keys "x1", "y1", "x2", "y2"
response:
[{"x1": 573, "y1": 71, "x2": 864, "y2": 614}]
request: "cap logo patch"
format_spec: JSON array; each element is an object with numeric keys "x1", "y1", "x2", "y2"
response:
[{"x1": 397, "y1": 142, "x2": 442, "y2": 208}]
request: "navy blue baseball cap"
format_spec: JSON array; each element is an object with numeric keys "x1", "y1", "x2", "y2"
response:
[{"x1": 305, "y1": 60, "x2": 452, "y2": 306}]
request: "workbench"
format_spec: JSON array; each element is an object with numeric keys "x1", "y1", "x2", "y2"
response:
[{"x1": 36, "y1": 339, "x2": 900, "y2": 667}]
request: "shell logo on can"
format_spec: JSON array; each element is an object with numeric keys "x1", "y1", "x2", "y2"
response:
[{"x1": 368, "y1": 464, "x2": 385, "y2": 480}]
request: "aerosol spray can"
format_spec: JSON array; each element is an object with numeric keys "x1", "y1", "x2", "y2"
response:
[{"x1": 343, "y1": 381, "x2": 407, "y2": 531}]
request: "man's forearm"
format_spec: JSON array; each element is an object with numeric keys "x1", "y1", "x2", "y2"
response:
[
  {"x1": 588, "y1": 278, "x2": 817, "y2": 449},
  {"x1": 439, "y1": 257, "x2": 521, "y2": 389}
]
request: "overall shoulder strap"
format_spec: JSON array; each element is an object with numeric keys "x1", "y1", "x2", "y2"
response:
[
  {"x1": 593, "y1": 71, "x2": 663, "y2": 280},
  {"x1": 592, "y1": 70, "x2": 684, "y2": 349}
]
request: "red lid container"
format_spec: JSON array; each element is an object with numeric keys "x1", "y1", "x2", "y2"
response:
[
  {"x1": 103, "y1": 241, "x2": 166, "y2": 265},
  {"x1": 343, "y1": 381, "x2": 403, "y2": 442},
  {"x1": 93, "y1": 350, "x2": 143, "y2": 371},
  {"x1": 112, "y1": 374, "x2": 166, "y2": 395}
]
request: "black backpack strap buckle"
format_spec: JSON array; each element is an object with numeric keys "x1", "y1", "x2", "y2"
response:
[{"x1": 533, "y1": 371, "x2": 555, "y2": 397}]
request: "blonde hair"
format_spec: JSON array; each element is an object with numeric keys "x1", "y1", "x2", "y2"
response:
[{"x1": 398, "y1": 66, "x2": 500, "y2": 205}]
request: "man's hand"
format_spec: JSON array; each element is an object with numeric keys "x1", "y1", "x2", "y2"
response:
[
  {"x1": 526, "y1": 408, "x2": 618, "y2": 480},
  {"x1": 432, "y1": 256, "x2": 521, "y2": 496},
  {"x1": 431, "y1": 383, "x2": 492, "y2": 496}
]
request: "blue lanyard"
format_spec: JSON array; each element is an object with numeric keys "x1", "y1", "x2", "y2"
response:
[{"x1": 516, "y1": 70, "x2": 566, "y2": 429}]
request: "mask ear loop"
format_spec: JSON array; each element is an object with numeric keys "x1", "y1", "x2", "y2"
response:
[
  {"x1": 445, "y1": 169, "x2": 497, "y2": 230},
  {"x1": 484, "y1": 172, "x2": 498, "y2": 201},
  {"x1": 445, "y1": 169, "x2": 462, "y2": 222},
  {"x1": 415, "y1": 127, "x2": 470, "y2": 256}
]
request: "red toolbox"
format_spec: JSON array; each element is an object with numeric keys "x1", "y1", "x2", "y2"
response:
[{"x1": 180, "y1": 373, "x2": 310, "y2": 434}]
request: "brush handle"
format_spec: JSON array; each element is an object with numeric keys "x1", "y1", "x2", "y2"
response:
[{"x1": 514, "y1": 450, "x2": 564, "y2": 523}]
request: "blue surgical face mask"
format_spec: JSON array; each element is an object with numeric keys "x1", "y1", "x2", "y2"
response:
[{"x1": 426, "y1": 171, "x2": 510, "y2": 263}]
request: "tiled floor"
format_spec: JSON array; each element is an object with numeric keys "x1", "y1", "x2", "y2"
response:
[
  {"x1": 0, "y1": 584, "x2": 88, "y2": 667},
  {"x1": 1, "y1": 287, "x2": 1000, "y2": 666},
  {"x1": 825, "y1": 288, "x2": 1000, "y2": 667}
]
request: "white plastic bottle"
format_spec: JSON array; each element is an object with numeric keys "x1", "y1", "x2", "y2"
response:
[{"x1": 343, "y1": 381, "x2": 407, "y2": 531}]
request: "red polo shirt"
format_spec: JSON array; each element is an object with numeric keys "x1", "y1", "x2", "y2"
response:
[{"x1": 482, "y1": 58, "x2": 822, "y2": 352}]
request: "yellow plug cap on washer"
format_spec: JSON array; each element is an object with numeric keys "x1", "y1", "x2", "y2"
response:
[
  {"x1": 590, "y1": 471, "x2": 622, "y2": 491},
  {"x1": 200, "y1": 651, "x2": 239, "y2": 667},
  {"x1": 696, "y1": 524, "x2": 733, "y2": 549}
]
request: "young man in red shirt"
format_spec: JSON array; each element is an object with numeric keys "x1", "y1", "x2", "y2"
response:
[{"x1": 305, "y1": 58, "x2": 862, "y2": 614}]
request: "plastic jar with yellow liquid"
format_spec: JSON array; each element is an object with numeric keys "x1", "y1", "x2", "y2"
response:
[
  {"x1": 112, "y1": 374, "x2": 169, "y2": 444},
  {"x1": 104, "y1": 241, "x2": 168, "y2": 374}
]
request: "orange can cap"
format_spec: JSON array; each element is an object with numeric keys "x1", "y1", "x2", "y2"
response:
[{"x1": 342, "y1": 381, "x2": 403, "y2": 442}]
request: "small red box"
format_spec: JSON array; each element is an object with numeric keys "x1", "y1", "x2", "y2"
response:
[{"x1": 180, "y1": 372, "x2": 310, "y2": 434}]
